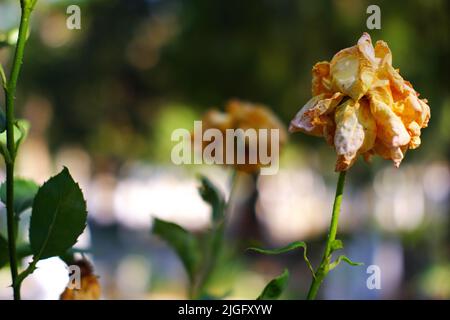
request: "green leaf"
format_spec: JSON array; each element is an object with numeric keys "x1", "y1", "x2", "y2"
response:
[
  {"x1": 0, "y1": 119, "x2": 30, "y2": 160},
  {"x1": 29, "y1": 167, "x2": 87, "y2": 260},
  {"x1": 257, "y1": 269, "x2": 289, "y2": 300},
  {"x1": 0, "y1": 178, "x2": 39, "y2": 215},
  {"x1": 248, "y1": 241, "x2": 315, "y2": 277},
  {"x1": 248, "y1": 241, "x2": 305, "y2": 255},
  {"x1": 330, "y1": 239, "x2": 344, "y2": 253},
  {"x1": 153, "y1": 218, "x2": 200, "y2": 282},
  {"x1": 0, "y1": 119, "x2": 29, "y2": 146},
  {"x1": 0, "y1": 29, "x2": 18, "y2": 48},
  {"x1": 15, "y1": 119, "x2": 30, "y2": 153},
  {"x1": 59, "y1": 250, "x2": 77, "y2": 265},
  {"x1": 0, "y1": 234, "x2": 8, "y2": 269},
  {"x1": 329, "y1": 255, "x2": 363, "y2": 271},
  {"x1": 16, "y1": 243, "x2": 33, "y2": 261},
  {"x1": 15, "y1": 242, "x2": 89, "y2": 265},
  {"x1": 198, "y1": 175, "x2": 225, "y2": 223}
]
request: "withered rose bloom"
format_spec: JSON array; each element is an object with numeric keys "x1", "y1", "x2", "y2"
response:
[
  {"x1": 199, "y1": 99, "x2": 288, "y2": 173},
  {"x1": 289, "y1": 33, "x2": 430, "y2": 171},
  {"x1": 60, "y1": 259, "x2": 101, "y2": 300}
]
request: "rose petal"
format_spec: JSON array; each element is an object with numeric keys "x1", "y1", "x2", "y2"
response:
[
  {"x1": 330, "y1": 34, "x2": 376, "y2": 100},
  {"x1": 289, "y1": 93, "x2": 343, "y2": 136},
  {"x1": 419, "y1": 99, "x2": 431, "y2": 127},
  {"x1": 368, "y1": 87, "x2": 410, "y2": 148},
  {"x1": 374, "y1": 40, "x2": 392, "y2": 66},
  {"x1": 358, "y1": 32, "x2": 378, "y2": 65},
  {"x1": 373, "y1": 139, "x2": 406, "y2": 168},
  {"x1": 334, "y1": 99, "x2": 365, "y2": 171},
  {"x1": 312, "y1": 61, "x2": 332, "y2": 96},
  {"x1": 356, "y1": 98, "x2": 377, "y2": 153}
]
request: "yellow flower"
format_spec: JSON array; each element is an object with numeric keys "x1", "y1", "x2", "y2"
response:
[
  {"x1": 290, "y1": 33, "x2": 430, "y2": 171},
  {"x1": 199, "y1": 99, "x2": 288, "y2": 173},
  {"x1": 60, "y1": 259, "x2": 101, "y2": 300}
]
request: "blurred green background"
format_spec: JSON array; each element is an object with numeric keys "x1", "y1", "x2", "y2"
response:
[{"x1": 0, "y1": 0, "x2": 449, "y2": 299}]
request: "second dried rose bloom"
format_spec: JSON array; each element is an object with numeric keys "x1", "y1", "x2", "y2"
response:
[{"x1": 290, "y1": 33, "x2": 430, "y2": 171}]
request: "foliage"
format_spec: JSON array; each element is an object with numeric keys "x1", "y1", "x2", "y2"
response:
[
  {"x1": 257, "y1": 269, "x2": 289, "y2": 300},
  {"x1": 0, "y1": 0, "x2": 89, "y2": 300},
  {"x1": 0, "y1": 178, "x2": 39, "y2": 216},
  {"x1": 153, "y1": 175, "x2": 227, "y2": 299},
  {"x1": 153, "y1": 218, "x2": 200, "y2": 283}
]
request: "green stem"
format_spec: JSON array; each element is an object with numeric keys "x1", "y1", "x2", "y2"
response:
[
  {"x1": 190, "y1": 171, "x2": 239, "y2": 299},
  {"x1": 190, "y1": 220, "x2": 225, "y2": 299},
  {"x1": 4, "y1": 2, "x2": 34, "y2": 300},
  {"x1": 306, "y1": 170, "x2": 347, "y2": 300}
]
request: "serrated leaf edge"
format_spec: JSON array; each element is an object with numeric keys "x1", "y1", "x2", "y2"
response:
[{"x1": 29, "y1": 167, "x2": 87, "y2": 260}]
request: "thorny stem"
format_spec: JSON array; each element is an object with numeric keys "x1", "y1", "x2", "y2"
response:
[
  {"x1": 3, "y1": 1, "x2": 36, "y2": 300},
  {"x1": 306, "y1": 170, "x2": 347, "y2": 300}
]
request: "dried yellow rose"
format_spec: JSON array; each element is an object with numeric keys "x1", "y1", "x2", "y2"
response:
[{"x1": 290, "y1": 33, "x2": 430, "y2": 171}]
